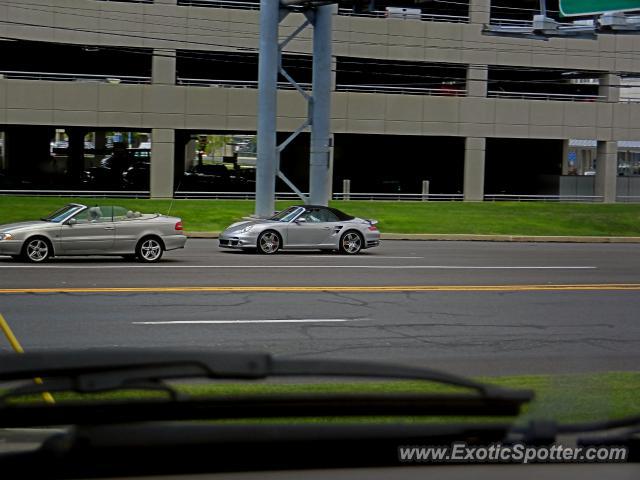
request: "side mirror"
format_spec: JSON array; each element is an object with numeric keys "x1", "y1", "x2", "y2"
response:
[
  {"x1": 295, "y1": 217, "x2": 306, "y2": 224},
  {"x1": 67, "y1": 218, "x2": 77, "y2": 226}
]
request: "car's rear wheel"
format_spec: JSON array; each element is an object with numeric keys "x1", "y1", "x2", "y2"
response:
[
  {"x1": 22, "y1": 237, "x2": 53, "y2": 263},
  {"x1": 339, "y1": 231, "x2": 363, "y2": 255},
  {"x1": 257, "y1": 231, "x2": 281, "y2": 255},
  {"x1": 136, "y1": 237, "x2": 164, "y2": 263}
]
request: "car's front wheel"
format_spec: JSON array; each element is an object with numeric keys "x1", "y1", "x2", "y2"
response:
[
  {"x1": 22, "y1": 237, "x2": 53, "y2": 263},
  {"x1": 339, "y1": 231, "x2": 363, "y2": 255},
  {"x1": 257, "y1": 231, "x2": 281, "y2": 255},
  {"x1": 136, "y1": 237, "x2": 164, "y2": 263}
]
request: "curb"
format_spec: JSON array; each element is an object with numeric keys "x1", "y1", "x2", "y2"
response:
[{"x1": 185, "y1": 232, "x2": 640, "y2": 243}]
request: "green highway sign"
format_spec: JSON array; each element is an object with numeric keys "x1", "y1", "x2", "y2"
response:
[{"x1": 560, "y1": 0, "x2": 640, "y2": 16}]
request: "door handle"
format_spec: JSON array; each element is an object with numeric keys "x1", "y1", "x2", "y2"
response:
[{"x1": 103, "y1": 226, "x2": 115, "y2": 230}]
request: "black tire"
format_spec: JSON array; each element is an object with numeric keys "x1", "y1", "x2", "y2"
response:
[
  {"x1": 339, "y1": 231, "x2": 363, "y2": 255},
  {"x1": 135, "y1": 236, "x2": 164, "y2": 263},
  {"x1": 257, "y1": 230, "x2": 281, "y2": 255},
  {"x1": 21, "y1": 237, "x2": 53, "y2": 263}
]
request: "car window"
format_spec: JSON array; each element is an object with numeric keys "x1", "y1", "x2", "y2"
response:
[
  {"x1": 42, "y1": 205, "x2": 82, "y2": 223},
  {"x1": 316, "y1": 208, "x2": 339, "y2": 222},
  {"x1": 75, "y1": 206, "x2": 112, "y2": 223},
  {"x1": 269, "y1": 207, "x2": 303, "y2": 222},
  {"x1": 299, "y1": 209, "x2": 322, "y2": 223},
  {"x1": 112, "y1": 206, "x2": 129, "y2": 221}
]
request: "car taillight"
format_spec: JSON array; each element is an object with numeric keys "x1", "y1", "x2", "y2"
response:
[
  {"x1": 368, "y1": 225, "x2": 378, "y2": 231},
  {"x1": 175, "y1": 221, "x2": 183, "y2": 231}
]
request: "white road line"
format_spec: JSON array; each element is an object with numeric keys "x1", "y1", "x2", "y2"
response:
[
  {"x1": 133, "y1": 319, "x2": 359, "y2": 325},
  {"x1": 297, "y1": 256, "x2": 424, "y2": 259},
  {"x1": 0, "y1": 265, "x2": 596, "y2": 270}
]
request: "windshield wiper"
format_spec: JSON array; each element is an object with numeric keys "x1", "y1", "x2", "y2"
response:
[{"x1": 0, "y1": 349, "x2": 533, "y2": 427}]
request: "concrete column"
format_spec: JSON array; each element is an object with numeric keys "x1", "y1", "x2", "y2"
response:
[
  {"x1": 152, "y1": 49, "x2": 176, "y2": 85},
  {"x1": 150, "y1": 128, "x2": 175, "y2": 198},
  {"x1": 599, "y1": 73, "x2": 621, "y2": 103},
  {"x1": 595, "y1": 140, "x2": 618, "y2": 203},
  {"x1": 562, "y1": 139, "x2": 570, "y2": 175},
  {"x1": 184, "y1": 138, "x2": 197, "y2": 171},
  {"x1": 94, "y1": 131, "x2": 106, "y2": 150},
  {"x1": 331, "y1": 57, "x2": 337, "y2": 91},
  {"x1": 67, "y1": 127, "x2": 87, "y2": 181},
  {"x1": 464, "y1": 137, "x2": 486, "y2": 202},
  {"x1": 467, "y1": 65, "x2": 488, "y2": 98},
  {"x1": 469, "y1": 0, "x2": 490, "y2": 25}
]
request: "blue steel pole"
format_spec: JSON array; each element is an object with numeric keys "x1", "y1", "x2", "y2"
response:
[
  {"x1": 309, "y1": 4, "x2": 333, "y2": 206},
  {"x1": 255, "y1": 0, "x2": 280, "y2": 217}
]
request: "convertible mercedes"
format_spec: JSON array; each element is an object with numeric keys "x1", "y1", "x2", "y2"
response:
[{"x1": 0, "y1": 204, "x2": 187, "y2": 263}]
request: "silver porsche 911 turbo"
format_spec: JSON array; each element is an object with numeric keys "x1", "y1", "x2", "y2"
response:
[
  {"x1": 0, "y1": 203, "x2": 187, "y2": 263},
  {"x1": 219, "y1": 205, "x2": 380, "y2": 254}
]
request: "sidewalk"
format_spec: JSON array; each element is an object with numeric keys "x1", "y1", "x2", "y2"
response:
[{"x1": 186, "y1": 232, "x2": 640, "y2": 243}]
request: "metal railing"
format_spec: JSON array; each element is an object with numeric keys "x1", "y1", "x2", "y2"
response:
[
  {"x1": 97, "y1": 0, "x2": 152, "y2": 3},
  {"x1": 2, "y1": 190, "x2": 639, "y2": 202},
  {"x1": 178, "y1": 78, "x2": 466, "y2": 96},
  {"x1": 333, "y1": 193, "x2": 464, "y2": 201},
  {"x1": 178, "y1": 0, "x2": 260, "y2": 9},
  {"x1": 337, "y1": 8, "x2": 469, "y2": 24},
  {"x1": 0, "y1": 190, "x2": 150, "y2": 198},
  {"x1": 337, "y1": 84, "x2": 466, "y2": 96},
  {"x1": 484, "y1": 194, "x2": 604, "y2": 202},
  {"x1": 177, "y1": 78, "x2": 311, "y2": 90},
  {"x1": 177, "y1": 2, "x2": 469, "y2": 23},
  {"x1": 488, "y1": 90, "x2": 603, "y2": 102},
  {"x1": 0, "y1": 71, "x2": 150, "y2": 84}
]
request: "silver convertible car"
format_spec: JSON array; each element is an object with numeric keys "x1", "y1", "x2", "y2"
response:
[
  {"x1": 219, "y1": 205, "x2": 380, "y2": 255},
  {"x1": 0, "y1": 203, "x2": 187, "y2": 263}
]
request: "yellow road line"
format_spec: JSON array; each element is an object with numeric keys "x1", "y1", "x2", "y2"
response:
[
  {"x1": 1, "y1": 284, "x2": 640, "y2": 294},
  {"x1": 0, "y1": 313, "x2": 55, "y2": 404}
]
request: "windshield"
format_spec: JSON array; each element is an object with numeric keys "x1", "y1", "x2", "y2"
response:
[
  {"x1": 40, "y1": 205, "x2": 83, "y2": 222},
  {"x1": 268, "y1": 206, "x2": 303, "y2": 222}
]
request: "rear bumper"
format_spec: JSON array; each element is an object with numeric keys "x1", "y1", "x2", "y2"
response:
[
  {"x1": 163, "y1": 234, "x2": 188, "y2": 251},
  {"x1": 0, "y1": 240, "x2": 22, "y2": 256}
]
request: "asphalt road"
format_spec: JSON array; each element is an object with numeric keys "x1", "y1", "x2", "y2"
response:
[{"x1": 0, "y1": 240, "x2": 639, "y2": 376}]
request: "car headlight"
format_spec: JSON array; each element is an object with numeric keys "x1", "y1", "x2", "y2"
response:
[
  {"x1": 0, "y1": 233, "x2": 13, "y2": 241},
  {"x1": 238, "y1": 225, "x2": 254, "y2": 234}
]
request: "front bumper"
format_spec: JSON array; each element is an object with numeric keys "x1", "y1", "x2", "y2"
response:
[
  {"x1": 218, "y1": 232, "x2": 256, "y2": 249},
  {"x1": 0, "y1": 240, "x2": 23, "y2": 256}
]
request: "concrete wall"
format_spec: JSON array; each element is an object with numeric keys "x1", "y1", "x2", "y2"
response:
[
  {"x1": 2, "y1": 0, "x2": 636, "y2": 73},
  {"x1": 1, "y1": 79, "x2": 638, "y2": 141}
]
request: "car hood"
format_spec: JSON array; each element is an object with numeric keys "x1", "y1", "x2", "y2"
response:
[
  {"x1": 225, "y1": 219, "x2": 277, "y2": 232},
  {"x1": 0, "y1": 220, "x2": 50, "y2": 232}
]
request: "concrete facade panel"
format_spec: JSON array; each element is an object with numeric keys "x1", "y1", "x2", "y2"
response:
[
  {"x1": 97, "y1": 84, "x2": 143, "y2": 114},
  {"x1": 185, "y1": 87, "x2": 229, "y2": 116},
  {"x1": 53, "y1": 83, "x2": 99, "y2": 111},
  {"x1": 564, "y1": 103, "x2": 598, "y2": 128},
  {"x1": 142, "y1": 86, "x2": 186, "y2": 115},
  {"x1": 346, "y1": 94, "x2": 386, "y2": 120},
  {"x1": 530, "y1": 102, "x2": 565, "y2": 126},
  {"x1": 385, "y1": 95, "x2": 423, "y2": 122},
  {"x1": 422, "y1": 97, "x2": 460, "y2": 123},
  {"x1": 495, "y1": 100, "x2": 530, "y2": 126}
]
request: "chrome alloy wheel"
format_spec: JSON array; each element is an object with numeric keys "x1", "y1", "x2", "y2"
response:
[
  {"x1": 139, "y1": 238, "x2": 162, "y2": 262},
  {"x1": 341, "y1": 232, "x2": 362, "y2": 254},
  {"x1": 25, "y1": 239, "x2": 50, "y2": 262},
  {"x1": 258, "y1": 231, "x2": 280, "y2": 254}
]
